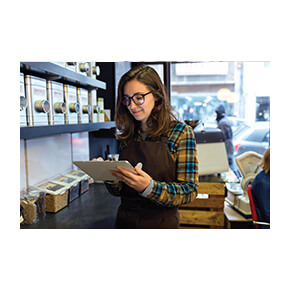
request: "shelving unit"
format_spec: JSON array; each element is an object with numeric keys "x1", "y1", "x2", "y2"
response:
[
  {"x1": 20, "y1": 121, "x2": 116, "y2": 139},
  {"x1": 20, "y1": 62, "x2": 115, "y2": 139},
  {"x1": 20, "y1": 62, "x2": 106, "y2": 90},
  {"x1": 20, "y1": 62, "x2": 118, "y2": 192}
]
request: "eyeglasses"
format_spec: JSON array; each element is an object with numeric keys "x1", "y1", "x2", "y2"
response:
[{"x1": 121, "y1": 91, "x2": 152, "y2": 107}]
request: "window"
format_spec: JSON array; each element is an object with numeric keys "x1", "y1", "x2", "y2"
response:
[{"x1": 170, "y1": 61, "x2": 270, "y2": 158}]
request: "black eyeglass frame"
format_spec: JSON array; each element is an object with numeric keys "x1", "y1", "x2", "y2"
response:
[{"x1": 121, "y1": 91, "x2": 153, "y2": 107}]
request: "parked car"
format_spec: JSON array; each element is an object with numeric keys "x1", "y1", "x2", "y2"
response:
[
  {"x1": 196, "y1": 116, "x2": 251, "y2": 138},
  {"x1": 229, "y1": 117, "x2": 251, "y2": 137},
  {"x1": 233, "y1": 122, "x2": 270, "y2": 157}
]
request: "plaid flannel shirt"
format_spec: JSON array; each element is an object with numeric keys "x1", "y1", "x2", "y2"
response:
[{"x1": 105, "y1": 122, "x2": 198, "y2": 207}]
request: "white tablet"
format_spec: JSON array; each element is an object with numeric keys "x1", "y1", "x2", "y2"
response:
[{"x1": 73, "y1": 160, "x2": 137, "y2": 181}]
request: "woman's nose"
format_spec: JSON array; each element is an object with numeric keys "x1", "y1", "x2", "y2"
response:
[{"x1": 129, "y1": 100, "x2": 137, "y2": 109}]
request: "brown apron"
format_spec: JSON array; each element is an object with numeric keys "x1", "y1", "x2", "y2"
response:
[{"x1": 116, "y1": 135, "x2": 179, "y2": 229}]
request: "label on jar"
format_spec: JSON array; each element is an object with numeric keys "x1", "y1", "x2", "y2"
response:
[
  {"x1": 32, "y1": 87, "x2": 46, "y2": 98},
  {"x1": 52, "y1": 90, "x2": 63, "y2": 99},
  {"x1": 68, "y1": 93, "x2": 76, "y2": 103}
]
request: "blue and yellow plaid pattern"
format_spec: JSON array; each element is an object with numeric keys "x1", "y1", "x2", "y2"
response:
[{"x1": 148, "y1": 122, "x2": 198, "y2": 206}]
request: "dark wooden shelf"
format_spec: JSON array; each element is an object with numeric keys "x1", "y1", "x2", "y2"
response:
[{"x1": 20, "y1": 121, "x2": 116, "y2": 139}]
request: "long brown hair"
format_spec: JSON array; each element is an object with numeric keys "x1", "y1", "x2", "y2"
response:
[
  {"x1": 260, "y1": 147, "x2": 270, "y2": 174},
  {"x1": 115, "y1": 65, "x2": 177, "y2": 143}
]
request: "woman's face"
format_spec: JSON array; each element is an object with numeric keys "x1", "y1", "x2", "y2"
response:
[{"x1": 123, "y1": 79, "x2": 157, "y2": 130}]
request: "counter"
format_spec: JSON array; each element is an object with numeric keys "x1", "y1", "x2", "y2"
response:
[
  {"x1": 20, "y1": 183, "x2": 120, "y2": 229},
  {"x1": 224, "y1": 201, "x2": 254, "y2": 229},
  {"x1": 21, "y1": 183, "x2": 254, "y2": 229}
]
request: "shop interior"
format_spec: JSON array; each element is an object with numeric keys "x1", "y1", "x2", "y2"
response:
[{"x1": 20, "y1": 61, "x2": 270, "y2": 229}]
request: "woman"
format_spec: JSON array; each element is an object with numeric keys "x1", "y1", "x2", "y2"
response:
[
  {"x1": 103, "y1": 65, "x2": 198, "y2": 229},
  {"x1": 251, "y1": 147, "x2": 270, "y2": 229}
]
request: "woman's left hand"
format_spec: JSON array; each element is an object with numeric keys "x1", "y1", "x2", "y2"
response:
[{"x1": 110, "y1": 166, "x2": 151, "y2": 192}]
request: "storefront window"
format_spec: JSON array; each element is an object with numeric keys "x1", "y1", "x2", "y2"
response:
[{"x1": 170, "y1": 61, "x2": 270, "y2": 158}]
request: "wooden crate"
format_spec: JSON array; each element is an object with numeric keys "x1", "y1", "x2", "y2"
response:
[{"x1": 179, "y1": 180, "x2": 225, "y2": 229}]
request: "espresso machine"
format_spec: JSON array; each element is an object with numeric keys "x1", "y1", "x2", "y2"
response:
[{"x1": 194, "y1": 128, "x2": 229, "y2": 176}]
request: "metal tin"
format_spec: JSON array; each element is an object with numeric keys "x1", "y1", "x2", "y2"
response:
[
  {"x1": 88, "y1": 89, "x2": 96, "y2": 123},
  {"x1": 66, "y1": 85, "x2": 79, "y2": 124},
  {"x1": 94, "y1": 65, "x2": 101, "y2": 76},
  {"x1": 77, "y1": 62, "x2": 90, "y2": 76},
  {"x1": 20, "y1": 73, "x2": 27, "y2": 126},
  {"x1": 34, "y1": 100, "x2": 50, "y2": 113},
  {"x1": 78, "y1": 88, "x2": 90, "y2": 123},
  {"x1": 88, "y1": 62, "x2": 100, "y2": 78},
  {"x1": 79, "y1": 63, "x2": 89, "y2": 72},
  {"x1": 94, "y1": 105, "x2": 100, "y2": 113},
  {"x1": 47, "y1": 81, "x2": 65, "y2": 125},
  {"x1": 54, "y1": 102, "x2": 66, "y2": 113},
  {"x1": 20, "y1": 96, "x2": 27, "y2": 111},
  {"x1": 82, "y1": 105, "x2": 91, "y2": 114},
  {"x1": 69, "y1": 103, "x2": 79, "y2": 113},
  {"x1": 25, "y1": 75, "x2": 50, "y2": 126}
]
